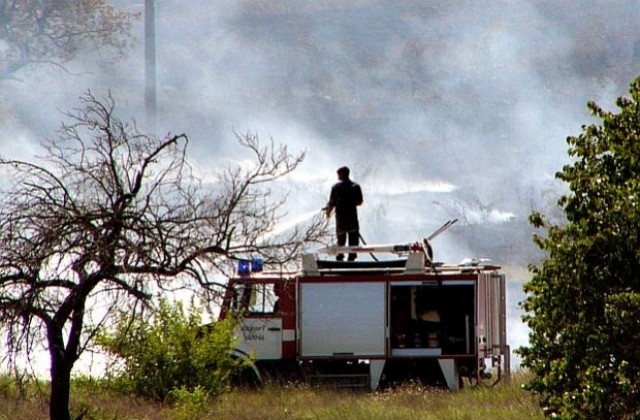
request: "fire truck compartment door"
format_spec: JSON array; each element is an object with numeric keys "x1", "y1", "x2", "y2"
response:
[
  {"x1": 237, "y1": 318, "x2": 283, "y2": 360},
  {"x1": 299, "y1": 282, "x2": 385, "y2": 357},
  {"x1": 477, "y1": 273, "x2": 505, "y2": 358}
]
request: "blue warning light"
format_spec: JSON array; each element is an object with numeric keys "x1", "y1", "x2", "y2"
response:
[
  {"x1": 251, "y1": 257, "x2": 263, "y2": 272},
  {"x1": 237, "y1": 260, "x2": 251, "y2": 274}
]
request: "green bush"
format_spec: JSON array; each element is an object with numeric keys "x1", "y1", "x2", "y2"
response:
[
  {"x1": 97, "y1": 298, "x2": 248, "y2": 401},
  {"x1": 0, "y1": 374, "x2": 19, "y2": 398},
  {"x1": 519, "y1": 77, "x2": 640, "y2": 418},
  {"x1": 169, "y1": 385, "x2": 209, "y2": 420}
]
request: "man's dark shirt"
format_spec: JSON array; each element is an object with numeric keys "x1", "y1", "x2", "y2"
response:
[{"x1": 328, "y1": 178, "x2": 363, "y2": 233}]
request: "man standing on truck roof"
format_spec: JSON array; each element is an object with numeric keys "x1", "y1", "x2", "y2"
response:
[{"x1": 324, "y1": 166, "x2": 363, "y2": 261}]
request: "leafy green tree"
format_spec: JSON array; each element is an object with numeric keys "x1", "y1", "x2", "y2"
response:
[
  {"x1": 97, "y1": 298, "x2": 246, "y2": 401},
  {"x1": 519, "y1": 77, "x2": 640, "y2": 419},
  {"x1": 0, "y1": 0, "x2": 135, "y2": 80}
]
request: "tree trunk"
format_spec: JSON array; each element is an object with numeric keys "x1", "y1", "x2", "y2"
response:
[{"x1": 49, "y1": 357, "x2": 73, "y2": 420}]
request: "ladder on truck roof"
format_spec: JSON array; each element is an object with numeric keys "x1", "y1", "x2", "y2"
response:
[{"x1": 317, "y1": 219, "x2": 457, "y2": 261}]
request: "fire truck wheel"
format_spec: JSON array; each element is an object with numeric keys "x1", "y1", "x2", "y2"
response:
[{"x1": 230, "y1": 360, "x2": 263, "y2": 388}]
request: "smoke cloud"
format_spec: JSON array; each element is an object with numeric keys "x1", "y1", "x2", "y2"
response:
[{"x1": 2, "y1": 0, "x2": 640, "y2": 369}]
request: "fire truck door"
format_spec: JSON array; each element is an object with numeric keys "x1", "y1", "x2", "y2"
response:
[
  {"x1": 477, "y1": 273, "x2": 490, "y2": 357},
  {"x1": 299, "y1": 281, "x2": 386, "y2": 357},
  {"x1": 239, "y1": 318, "x2": 283, "y2": 360},
  {"x1": 477, "y1": 272, "x2": 505, "y2": 358},
  {"x1": 235, "y1": 282, "x2": 283, "y2": 360}
]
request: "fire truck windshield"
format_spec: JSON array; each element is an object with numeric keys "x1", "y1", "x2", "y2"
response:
[{"x1": 232, "y1": 283, "x2": 278, "y2": 315}]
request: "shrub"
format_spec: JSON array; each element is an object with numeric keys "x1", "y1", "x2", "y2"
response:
[
  {"x1": 97, "y1": 298, "x2": 248, "y2": 401},
  {"x1": 169, "y1": 385, "x2": 209, "y2": 420}
]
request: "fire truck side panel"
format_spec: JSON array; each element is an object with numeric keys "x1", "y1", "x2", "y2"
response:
[{"x1": 298, "y1": 281, "x2": 386, "y2": 357}]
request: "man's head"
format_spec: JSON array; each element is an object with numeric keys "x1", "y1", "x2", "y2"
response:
[{"x1": 337, "y1": 166, "x2": 350, "y2": 180}]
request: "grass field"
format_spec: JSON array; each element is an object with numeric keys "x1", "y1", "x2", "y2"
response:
[{"x1": 0, "y1": 372, "x2": 543, "y2": 420}]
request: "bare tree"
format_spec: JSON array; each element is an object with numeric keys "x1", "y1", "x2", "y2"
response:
[
  {"x1": 0, "y1": 0, "x2": 136, "y2": 80},
  {"x1": 0, "y1": 92, "x2": 328, "y2": 420}
]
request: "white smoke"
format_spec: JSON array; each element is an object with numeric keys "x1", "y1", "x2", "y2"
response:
[{"x1": 2, "y1": 0, "x2": 640, "y2": 374}]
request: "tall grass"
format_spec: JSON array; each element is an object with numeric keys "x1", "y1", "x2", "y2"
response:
[
  {"x1": 0, "y1": 372, "x2": 543, "y2": 419},
  {"x1": 210, "y1": 373, "x2": 543, "y2": 420}
]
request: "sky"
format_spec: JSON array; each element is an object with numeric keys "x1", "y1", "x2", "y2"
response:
[{"x1": 2, "y1": 0, "x2": 640, "y2": 370}]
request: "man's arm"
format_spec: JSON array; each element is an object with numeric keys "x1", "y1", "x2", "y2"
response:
[
  {"x1": 324, "y1": 185, "x2": 337, "y2": 217},
  {"x1": 354, "y1": 184, "x2": 363, "y2": 206}
]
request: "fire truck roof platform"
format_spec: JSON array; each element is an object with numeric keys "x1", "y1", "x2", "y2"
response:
[{"x1": 302, "y1": 253, "x2": 501, "y2": 276}]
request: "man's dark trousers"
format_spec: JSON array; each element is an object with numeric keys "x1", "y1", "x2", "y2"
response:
[{"x1": 337, "y1": 230, "x2": 359, "y2": 261}]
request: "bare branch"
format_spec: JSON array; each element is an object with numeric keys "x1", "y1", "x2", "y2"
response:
[{"x1": 0, "y1": 91, "x2": 329, "y2": 417}]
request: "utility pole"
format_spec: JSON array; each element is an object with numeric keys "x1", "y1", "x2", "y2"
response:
[{"x1": 145, "y1": 0, "x2": 157, "y2": 131}]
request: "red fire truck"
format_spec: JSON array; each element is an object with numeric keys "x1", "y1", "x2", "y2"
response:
[{"x1": 220, "y1": 229, "x2": 510, "y2": 390}]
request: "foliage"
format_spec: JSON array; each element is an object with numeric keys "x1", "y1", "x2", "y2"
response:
[
  {"x1": 0, "y1": 0, "x2": 136, "y2": 80},
  {"x1": 519, "y1": 76, "x2": 640, "y2": 419},
  {"x1": 0, "y1": 91, "x2": 328, "y2": 420},
  {"x1": 169, "y1": 385, "x2": 210, "y2": 420},
  {"x1": 97, "y1": 298, "x2": 247, "y2": 401}
]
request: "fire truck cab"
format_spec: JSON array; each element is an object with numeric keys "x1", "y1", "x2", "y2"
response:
[{"x1": 220, "y1": 239, "x2": 510, "y2": 391}]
